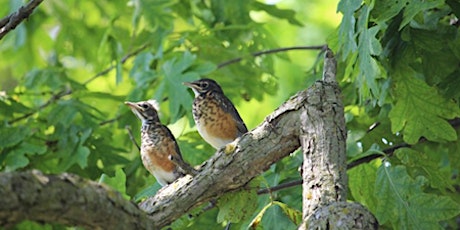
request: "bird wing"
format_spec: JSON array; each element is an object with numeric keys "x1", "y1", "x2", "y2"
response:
[
  {"x1": 162, "y1": 125, "x2": 198, "y2": 176},
  {"x1": 220, "y1": 96, "x2": 248, "y2": 136}
]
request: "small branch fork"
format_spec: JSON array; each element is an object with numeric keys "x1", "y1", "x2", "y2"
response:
[{"x1": 0, "y1": 0, "x2": 44, "y2": 40}]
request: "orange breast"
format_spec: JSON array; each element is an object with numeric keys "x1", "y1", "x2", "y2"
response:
[
  {"x1": 204, "y1": 108, "x2": 238, "y2": 140},
  {"x1": 141, "y1": 144, "x2": 176, "y2": 173}
]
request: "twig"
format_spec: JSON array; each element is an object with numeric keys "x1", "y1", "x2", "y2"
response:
[
  {"x1": 257, "y1": 180, "x2": 302, "y2": 195},
  {"x1": 258, "y1": 117, "x2": 460, "y2": 193},
  {"x1": 7, "y1": 44, "x2": 148, "y2": 124},
  {"x1": 82, "y1": 43, "x2": 150, "y2": 85},
  {"x1": 217, "y1": 45, "x2": 327, "y2": 69},
  {"x1": 8, "y1": 87, "x2": 72, "y2": 125},
  {"x1": 99, "y1": 116, "x2": 121, "y2": 126},
  {"x1": 0, "y1": 0, "x2": 44, "y2": 40},
  {"x1": 125, "y1": 125, "x2": 141, "y2": 151}
]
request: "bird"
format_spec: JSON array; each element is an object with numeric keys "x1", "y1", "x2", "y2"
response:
[
  {"x1": 183, "y1": 78, "x2": 248, "y2": 149},
  {"x1": 125, "y1": 100, "x2": 197, "y2": 186}
]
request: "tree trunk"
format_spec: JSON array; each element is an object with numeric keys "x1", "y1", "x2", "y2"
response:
[{"x1": 298, "y1": 50, "x2": 377, "y2": 229}]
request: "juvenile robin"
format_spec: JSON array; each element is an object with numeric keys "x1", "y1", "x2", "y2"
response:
[
  {"x1": 125, "y1": 100, "x2": 197, "y2": 186},
  {"x1": 183, "y1": 78, "x2": 248, "y2": 149}
]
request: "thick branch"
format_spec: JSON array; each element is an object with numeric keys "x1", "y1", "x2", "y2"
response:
[
  {"x1": 138, "y1": 89, "x2": 309, "y2": 228},
  {"x1": 0, "y1": 0, "x2": 44, "y2": 40},
  {"x1": 1, "y1": 87, "x2": 312, "y2": 228},
  {"x1": 0, "y1": 170, "x2": 154, "y2": 229}
]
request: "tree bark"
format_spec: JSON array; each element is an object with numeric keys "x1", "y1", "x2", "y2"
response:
[
  {"x1": 0, "y1": 170, "x2": 154, "y2": 229},
  {"x1": 298, "y1": 50, "x2": 377, "y2": 229},
  {"x1": 0, "y1": 0, "x2": 44, "y2": 40}
]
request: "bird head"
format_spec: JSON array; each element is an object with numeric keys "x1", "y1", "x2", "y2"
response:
[
  {"x1": 183, "y1": 78, "x2": 224, "y2": 97},
  {"x1": 124, "y1": 100, "x2": 160, "y2": 124}
]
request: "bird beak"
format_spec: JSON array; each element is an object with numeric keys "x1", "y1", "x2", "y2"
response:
[
  {"x1": 183, "y1": 81, "x2": 198, "y2": 89},
  {"x1": 125, "y1": 101, "x2": 141, "y2": 110},
  {"x1": 124, "y1": 101, "x2": 135, "y2": 107},
  {"x1": 125, "y1": 101, "x2": 146, "y2": 122}
]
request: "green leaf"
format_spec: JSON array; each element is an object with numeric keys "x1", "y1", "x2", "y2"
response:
[
  {"x1": 373, "y1": 0, "x2": 443, "y2": 29},
  {"x1": 396, "y1": 148, "x2": 455, "y2": 192},
  {"x1": 47, "y1": 100, "x2": 79, "y2": 126},
  {"x1": 24, "y1": 68, "x2": 66, "y2": 91},
  {"x1": 129, "y1": 51, "x2": 158, "y2": 88},
  {"x1": 348, "y1": 162, "x2": 379, "y2": 213},
  {"x1": 217, "y1": 189, "x2": 258, "y2": 223},
  {"x1": 248, "y1": 203, "x2": 271, "y2": 230},
  {"x1": 251, "y1": 2, "x2": 303, "y2": 26},
  {"x1": 0, "y1": 126, "x2": 30, "y2": 148},
  {"x1": 260, "y1": 203, "x2": 297, "y2": 230},
  {"x1": 389, "y1": 67, "x2": 460, "y2": 144},
  {"x1": 373, "y1": 0, "x2": 407, "y2": 23},
  {"x1": 273, "y1": 201, "x2": 302, "y2": 226},
  {"x1": 337, "y1": 0, "x2": 362, "y2": 58},
  {"x1": 139, "y1": 0, "x2": 176, "y2": 31},
  {"x1": 375, "y1": 164, "x2": 460, "y2": 229},
  {"x1": 57, "y1": 127, "x2": 92, "y2": 171},
  {"x1": 356, "y1": 5, "x2": 383, "y2": 101},
  {"x1": 408, "y1": 194, "x2": 460, "y2": 221},
  {"x1": 4, "y1": 142, "x2": 46, "y2": 171},
  {"x1": 401, "y1": 0, "x2": 444, "y2": 29},
  {"x1": 160, "y1": 51, "x2": 199, "y2": 122},
  {"x1": 190, "y1": 61, "x2": 217, "y2": 76},
  {"x1": 99, "y1": 168, "x2": 130, "y2": 199}
]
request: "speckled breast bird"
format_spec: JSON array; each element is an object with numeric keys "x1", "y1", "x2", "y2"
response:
[
  {"x1": 183, "y1": 78, "x2": 248, "y2": 149},
  {"x1": 125, "y1": 100, "x2": 197, "y2": 186}
]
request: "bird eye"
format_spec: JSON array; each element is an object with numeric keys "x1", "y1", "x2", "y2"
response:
[
  {"x1": 201, "y1": 81, "x2": 209, "y2": 89},
  {"x1": 140, "y1": 103, "x2": 149, "y2": 109}
]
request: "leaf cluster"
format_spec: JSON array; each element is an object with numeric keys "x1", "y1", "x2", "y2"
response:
[{"x1": 335, "y1": 0, "x2": 460, "y2": 228}]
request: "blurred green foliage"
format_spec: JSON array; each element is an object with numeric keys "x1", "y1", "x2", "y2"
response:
[{"x1": 0, "y1": 0, "x2": 459, "y2": 229}]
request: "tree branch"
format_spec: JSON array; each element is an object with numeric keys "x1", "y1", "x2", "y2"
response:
[
  {"x1": 217, "y1": 45, "x2": 327, "y2": 68},
  {"x1": 0, "y1": 0, "x2": 44, "y2": 40},
  {"x1": 0, "y1": 170, "x2": 155, "y2": 229},
  {"x1": 0, "y1": 78, "x2": 314, "y2": 228}
]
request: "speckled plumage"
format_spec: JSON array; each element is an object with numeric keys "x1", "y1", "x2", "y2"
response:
[
  {"x1": 125, "y1": 100, "x2": 196, "y2": 186},
  {"x1": 184, "y1": 78, "x2": 248, "y2": 149}
]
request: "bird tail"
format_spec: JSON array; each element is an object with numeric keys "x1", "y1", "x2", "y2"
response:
[{"x1": 168, "y1": 155, "x2": 199, "y2": 176}]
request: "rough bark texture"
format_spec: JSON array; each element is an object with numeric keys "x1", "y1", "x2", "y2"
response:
[
  {"x1": 298, "y1": 50, "x2": 377, "y2": 229},
  {"x1": 300, "y1": 50, "x2": 348, "y2": 216},
  {"x1": 0, "y1": 170, "x2": 154, "y2": 229},
  {"x1": 0, "y1": 0, "x2": 44, "y2": 40}
]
